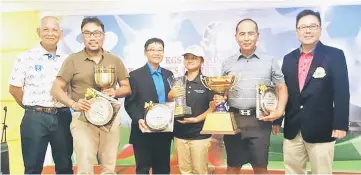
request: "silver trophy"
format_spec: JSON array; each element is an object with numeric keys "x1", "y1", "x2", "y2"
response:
[{"x1": 167, "y1": 75, "x2": 192, "y2": 117}]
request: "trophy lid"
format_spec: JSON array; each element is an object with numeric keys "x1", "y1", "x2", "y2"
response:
[{"x1": 94, "y1": 65, "x2": 116, "y2": 73}]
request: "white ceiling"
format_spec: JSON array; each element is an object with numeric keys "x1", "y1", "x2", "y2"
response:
[{"x1": 1, "y1": 0, "x2": 361, "y2": 14}]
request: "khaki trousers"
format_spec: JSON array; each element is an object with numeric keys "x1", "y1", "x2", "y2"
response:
[
  {"x1": 71, "y1": 112, "x2": 120, "y2": 175},
  {"x1": 174, "y1": 137, "x2": 211, "y2": 174},
  {"x1": 283, "y1": 132, "x2": 335, "y2": 174}
]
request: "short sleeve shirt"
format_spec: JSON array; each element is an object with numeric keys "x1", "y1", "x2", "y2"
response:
[
  {"x1": 9, "y1": 44, "x2": 68, "y2": 107},
  {"x1": 173, "y1": 72, "x2": 213, "y2": 140},
  {"x1": 221, "y1": 48, "x2": 285, "y2": 109},
  {"x1": 57, "y1": 49, "x2": 129, "y2": 101}
]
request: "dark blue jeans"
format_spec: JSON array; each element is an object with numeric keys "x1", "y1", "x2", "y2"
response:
[{"x1": 21, "y1": 107, "x2": 73, "y2": 174}]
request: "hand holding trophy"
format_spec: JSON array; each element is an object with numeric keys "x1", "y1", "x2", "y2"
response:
[
  {"x1": 81, "y1": 65, "x2": 121, "y2": 131},
  {"x1": 200, "y1": 75, "x2": 240, "y2": 134},
  {"x1": 256, "y1": 84, "x2": 279, "y2": 121},
  {"x1": 142, "y1": 101, "x2": 175, "y2": 133},
  {"x1": 167, "y1": 75, "x2": 192, "y2": 117}
]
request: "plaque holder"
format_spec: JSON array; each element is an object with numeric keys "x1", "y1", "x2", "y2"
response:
[
  {"x1": 78, "y1": 88, "x2": 121, "y2": 132},
  {"x1": 256, "y1": 84, "x2": 279, "y2": 119},
  {"x1": 141, "y1": 101, "x2": 175, "y2": 133}
]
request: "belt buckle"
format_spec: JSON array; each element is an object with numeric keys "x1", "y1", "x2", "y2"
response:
[
  {"x1": 38, "y1": 107, "x2": 57, "y2": 114},
  {"x1": 48, "y1": 108, "x2": 57, "y2": 114},
  {"x1": 239, "y1": 109, "x2": 251, "y2": 116}
]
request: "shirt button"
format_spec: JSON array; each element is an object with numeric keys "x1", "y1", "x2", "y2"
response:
[
  {"x1": 300, "y1": 105, "x2": 304, "y2": 109},
  {"x1": 189, "y1": 86, "x2": 191, "y2": 89},
  {"x1": 188, "y1": 91, "x2": 190, "y2": 94}
]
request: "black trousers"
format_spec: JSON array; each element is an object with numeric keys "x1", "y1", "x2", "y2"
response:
[
  {"x1": 132, "y1": 134, "x2": 172, "y2": 174},
  {"x1": 20, "y1": 107, "x2": 73, "y2": 174}
]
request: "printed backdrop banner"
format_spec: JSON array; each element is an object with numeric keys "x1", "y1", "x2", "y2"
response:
[{"x1": 1, "y1": 4, "x2": 361, "y2": 173}]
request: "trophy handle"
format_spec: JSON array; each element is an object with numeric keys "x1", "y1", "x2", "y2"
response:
[
  {"x1": 200, "y1": 75, "x2": 211, "y2": 90},
  {"x1": 229, "y1": 75, "x2": 239, "y2": 91}
]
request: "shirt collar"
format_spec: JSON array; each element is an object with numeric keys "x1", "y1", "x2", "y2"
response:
[
  {"x1": 184, "y1": 71, "x2": 202, "y2": 83},
  {"x1": 299, "y1": 41, "x2": 319, "y2": 55},
  {"x1": 83, "y1": 48, "x2": 105, "y2": 61},
  {"x1": 237, "y1": 47, "x2": 261, "y2": 60},
  {"x1": 36, "y1": 43, "x2": 61, "y2": 60},
  {"x1": 147, "y1": 62, "x2": 162, "y2": 75}
]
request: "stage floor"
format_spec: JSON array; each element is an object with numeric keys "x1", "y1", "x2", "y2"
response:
[{"x1": 41, "y1": 165, "x2": 360, "y2": 174}]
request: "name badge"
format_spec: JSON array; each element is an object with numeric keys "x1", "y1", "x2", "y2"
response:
[{"x1": 194, "y1": 89, "x2": 205, "y2": 94}]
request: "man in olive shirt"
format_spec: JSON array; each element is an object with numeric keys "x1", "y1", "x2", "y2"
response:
[{"x1": 51, "y1": 17, "x2": 131, "y2": 174}]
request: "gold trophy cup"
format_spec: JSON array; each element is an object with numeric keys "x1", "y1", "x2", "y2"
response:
[
  {"x1": 200, "y1": 75, "x2": 240, "y2": 134},
  {"x1": 94, "y1": 65, "x2": 116, "y2": 89}
]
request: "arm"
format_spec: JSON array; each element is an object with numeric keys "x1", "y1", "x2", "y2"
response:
[
  {"x1": 51, "y1": 56, "x2": 76, "y2": 108},
  {"x1": 51, "y1": 56, "x2": 90, "y2": 111},
  {"x1": 114, "y1": 78, "x2": 131, "y2": 98},
  {"x1": 273, "y1": 82, "x2": 288, "y2": 122},
  {"x1": 331, "y1": 50, "x2": 350, "y2": 133},
  {"x1": 180, "y1": 90, "x2": 216, "y2": 124},
  {"x1": 261, "y1": 58, "x2": 288, "y2": 122},
  {"x1": 124, "y1": 75, "x2": 144, "y2": 123},
  {"x1": 51, "y1": 77, "x2": 91, "y2": 111},
  {"x1": 114, "y1": 58, "x2": 132, "y2": 97},
  {"x1": 51, "y1": 77, "x2": 76, "y2": 108},
  {"x1": 8, "y1": 55, "x2": 26, "y2": 108},
  {"x1": 179, "y1": 101, "x2": 216, "y2": 124},
  {"x1": 167, "y1": 86, "x2": 184, "y2": 102},
  {"x1": 9, "y1": 85, "x2": 24, "y2": 108},
  {"x1": 274, "y1": 56, "x2": 287, "y2": 125}
]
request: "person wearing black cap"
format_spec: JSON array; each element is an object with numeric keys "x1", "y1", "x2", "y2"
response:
[{"x1": 168, "y1": 45, "x2": 215, "y2": 174}]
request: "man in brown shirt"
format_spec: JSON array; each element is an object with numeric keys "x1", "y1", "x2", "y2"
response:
[{"x1": 51, "y1": 17, "x2": 131, "y2": 174}]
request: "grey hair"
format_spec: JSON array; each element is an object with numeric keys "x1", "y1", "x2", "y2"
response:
[{"x1": 39, "y1": 16, "x2": 60, "y2": 29}]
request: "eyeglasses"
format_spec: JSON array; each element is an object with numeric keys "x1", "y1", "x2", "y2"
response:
[
  {"x1": 297, "y1": 24, "x2": 319, "y2": 31},
  {"x1": 146, "y1": 49, "x2": 164, "y2": 53},
  {"x1": 82, "y1": 31, "x2": 104, "y2": 38}
]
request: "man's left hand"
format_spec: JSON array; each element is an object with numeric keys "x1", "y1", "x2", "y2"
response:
[
  {"x1": 332, "y1": 130, "x2": 347, "y2": 139},
  {"x1": 102, "y1": 88, "x2": 116, "y2": 98},
  {"x1": 259, "y1": 110, "x2": 283, "y2": 122},
  {"x1": 272, "y1": 125, "x2": 281, "y2": 135}
]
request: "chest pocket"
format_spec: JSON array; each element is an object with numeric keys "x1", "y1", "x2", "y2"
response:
[{"x1": 26, "y1": 64, "x2": 47, "y2": 85}]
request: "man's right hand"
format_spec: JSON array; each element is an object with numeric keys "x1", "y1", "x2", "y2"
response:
[
  {"x1": 72, "y1": 99, "x2": 91, "y2": 111},
  {"x1": 138, "y1": 119, "x2": 150, "y2": 132},
  {"x1": 213, "y1": 94, "x2": 227, "y2": 106}
]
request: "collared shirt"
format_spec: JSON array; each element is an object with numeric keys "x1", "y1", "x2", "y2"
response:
[
  {"x1": 298, "y1": 53, "x2": 314, "y2": 91},
  {"x1": 222, "y1": 48, "x2": 285, "y2": 109},
  {"x1": 298, "y1": 42, "x2": 317, "y2": 91},
  {"x1": 58, "y1": 48, "x2": 129, "y2": 102},
  {"x1": 9, "y1": 44, "x2": 68, "y2": 107},
  {"x1": 147, "y1": 63, "x2": 166, "y2": 103},
  {"x1": 173, "y1": 72, "x2": 213, "y2": 139}
]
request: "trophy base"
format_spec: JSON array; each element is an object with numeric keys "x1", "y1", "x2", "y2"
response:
[
  {"x1": 174, "y1": 106, "x2": 192, "y2": 117},
  {"x1": 200, "y1": 112, "x2": 240, "y2": 135}
]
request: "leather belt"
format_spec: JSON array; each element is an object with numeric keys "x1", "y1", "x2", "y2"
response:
[
  {"x1": 25, "y1": 106, "x2": 69, "y2": 114},
  {"x1": 229, "y1": 107, "x2": 256, "y2": 116}
]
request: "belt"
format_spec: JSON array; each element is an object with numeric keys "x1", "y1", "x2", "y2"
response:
[
  {"x1": 229, "y1": 107, "x2": 256, "y2": 116},
  {"x1": 25, "y1": 106, "x2": 69, "y2": 114}
]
